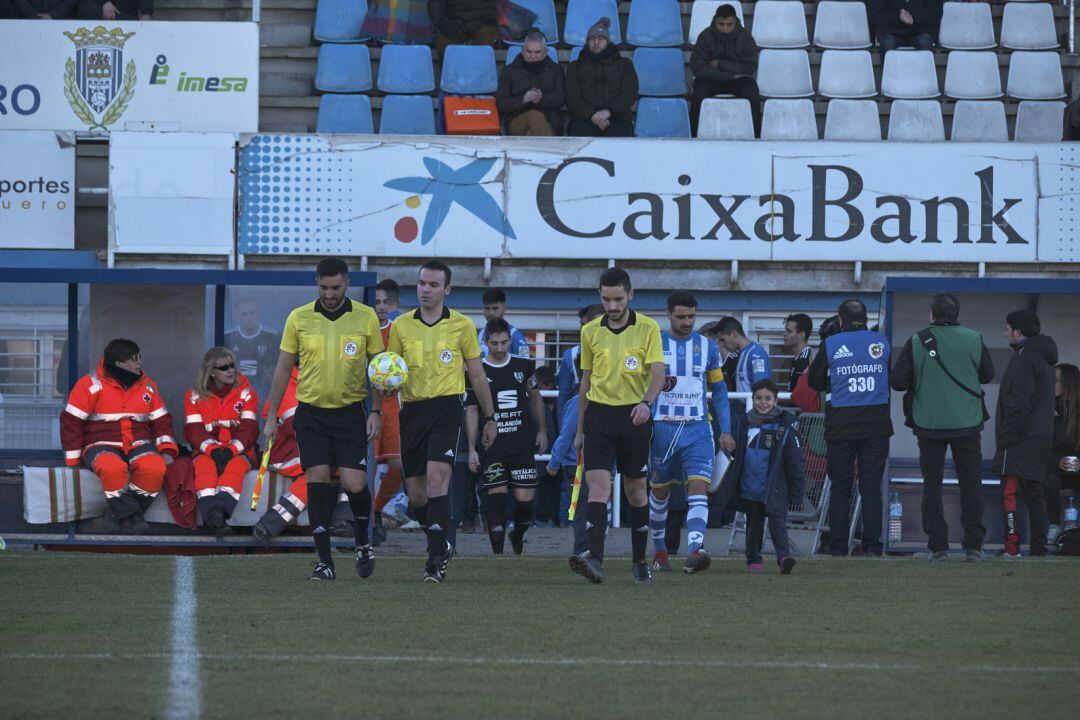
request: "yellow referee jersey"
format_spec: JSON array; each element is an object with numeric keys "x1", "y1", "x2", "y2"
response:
[
  {"x1": 580, "y1": 310, "x2": 663, "y2": 406},
  {"x1": 280, "y1": 298, "x2": 383, "y2": 408},
  {"x1": 387, "y1": 307, "x2": 480, "y2": 403}
]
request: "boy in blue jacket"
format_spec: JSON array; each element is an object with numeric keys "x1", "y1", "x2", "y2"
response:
[{"x1": 718, "y1": 378, "x2": 806, "y2": 574}]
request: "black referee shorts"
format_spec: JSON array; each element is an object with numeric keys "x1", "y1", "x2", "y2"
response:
[
  {"x1": 399, "y1": 395, "x2": 463, "y2": 479},
  {"x1": 481, "y1": 452, "x2": 539, "y2": 490},
  {"x1": 583, "y1": 402, "x2": 652, "y2": 479},
  {"x1": 294, "y1": 401, "x2": 368, "y2": 471}
]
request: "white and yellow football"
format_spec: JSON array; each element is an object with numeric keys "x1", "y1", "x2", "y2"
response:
[{"x1": 367, "y1": 351, "x2": 409, "y2": 392}]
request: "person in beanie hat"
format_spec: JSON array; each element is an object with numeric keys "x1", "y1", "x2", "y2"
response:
[{"x1": 565, "y1": 17, "x2": 638, "y2": 137}]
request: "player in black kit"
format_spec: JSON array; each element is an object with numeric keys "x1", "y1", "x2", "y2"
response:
[{"x1": 466, "y1": 318, "x2": 548, "y2": 555}]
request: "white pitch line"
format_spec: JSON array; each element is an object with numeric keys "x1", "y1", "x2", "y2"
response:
[
  {"x1": 165, "y1": 556, "x2": 201, "y2": 720},
  {"x1": 4, "y1": 651, "x2": 1078, "y2": 676}
]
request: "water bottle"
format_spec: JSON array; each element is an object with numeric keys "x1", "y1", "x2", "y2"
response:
[
  {"x1": 888, "y1": 491, "x2": 903, "y2": 544},
  {"x1": 1065, "y1": 497, "x2": 1079, "y2": 531}
]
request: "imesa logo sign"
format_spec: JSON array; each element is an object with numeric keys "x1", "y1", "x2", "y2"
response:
[
  {"x1": 149, "y1": 55, "x2": 250, "y2": 93},
  {"x1": 0, "y1": 177, "x2": 71, "y2": 212}
]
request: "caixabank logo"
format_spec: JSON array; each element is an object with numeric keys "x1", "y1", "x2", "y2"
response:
[{"x1": 62, "y1": 26, "x2": 137, "y2": 132}]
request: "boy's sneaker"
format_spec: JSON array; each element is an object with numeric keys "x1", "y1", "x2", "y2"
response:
[
  {"x1": 569, "y1": 554, "x2": 604, "y2": 584},
  {"x1": 633, "y1": 562, "x2": 653, "y2": 585},
  {"x1": 652, "y1": 551, "x2": 672, "y2": 572},
  {"x1": 926, "y1": 550, "x2": 949, "y2": 562},
  {"x1": 308, "y1": 563, "x2": 336, "y2": 581},
  {"x1": 778, "y1": 555, "x2": 796, "y2": 575},
  {"x1": 747, "y1": 562, "x2": 764, "y2": 574},
  {"x1": 965, "y1": 549, "x2": 985, "y2": 563},
  {"x1": 355, "y1": 544, "x2": 375, "y2": 579},
  {"x1": 683, "y1": 550, "x2": 711, "y2": 574}
]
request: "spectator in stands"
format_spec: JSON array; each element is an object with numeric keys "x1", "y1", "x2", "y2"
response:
[
  {"x1": 478, "y1": 288, "x2": 530, "y2": 357},
  {"x1": 1064, "y1": 97, "x2": 1080, "y2": 142},
  {"x1": 1, "y1": 0, "x2": 77, "y2": 17},
  {"x1": 993, "y1": 309, "x2": 1057, "y2": 558},
  {"x1": 1046, "y1": 363, "x2": 1080, "y2": 542},
  {"x1": 428, "y1": 0, "x2": 499, "y2": 59},
  {"x1": 497, "y1": 29, "x2": 565, "y2": 136},
  {"x1": 783, "y1": 313, "x2": 813, "y2": 392},
  {"x1": 565, "y1": 18, "x2": 639, "y2": 137},
  {"x1": 689, "y1": 3, "x2": 761, "y2": 138},
  {"x1": 808, "y1": 299, "x2": 892, "y2": 556},
  {"x1": 890, "y1": 293, "x2": 994, "y2": 562},
  {"x1": 362, "y1": 0, "x2": 433, "y2": 44},
  {"x1": 60, "y1": 338, "x2": 177, "y2": 533},
  {"x1": 868, "y1": 0, "x2": 942, "y2": 53},
  {"x1": 77, "y1": 0, "x2": 151, "y2": 19},
  {"x1": 715, "y1": 316, "x2": 771, "y2": 395},
  {"x1": 556, "y1": 303, "x2": 604, "y2": 421}
]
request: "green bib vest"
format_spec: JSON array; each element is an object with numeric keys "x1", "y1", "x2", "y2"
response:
[{"x1": 911, "y1": 323, "x2": 985, "y2": 431}]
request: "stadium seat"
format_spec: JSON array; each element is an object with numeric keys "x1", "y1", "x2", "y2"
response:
[
  {"x1": 887, "y1": 100, "x2": 945, "y2": 142},
  {"x1": 316, "y1": 94, "x2": 374, "y2": 133},
  {"x1": 760, "y1": 99, "x2": 818, "y2": 140},
  {"x1": 818, "y1": 50, "x2": 876, "y2": 99},
  {"x1": 881, "y1": 50, "x2": 940, "y2": 99},
  {"x1": 943, "y1": 51, "x2": 1003, "y2": 100},
  {"x1": 440, "y1": 45, "x2": 498, "y2": 94},
  {"x1": 633, "y1": 48, "x2": 688, "y2": 96},
  {"x1": 377, "y1": 45, "x2": 436, "y2": 94},
  {"x1": 505, "y1": 0, "x2": 560, "y2": 45},
  {"x1": 823, "y1": 99, "x2": 881, "y2": 141},
  {"x1": 505, "y1": 45, "x2": 559, "y2": 65},
  {"x1": 750, "y1": 1, "x2": 809, "y2": 49},
  {"x1": 812, "y1": 2, "x2": 871, "y2": 50},
  {"x1": 938, "y1": 2, "x2": 996, "y2": 51},
  {"x1": 626, "y1": 0, "x2": 684, "y2": 48},
  {"x1": 564, "y1": 0, "x2": 623, "y2": 46},
  {"x1": 696, "y1": 98, "x2": 755, "y2": 139},
  {"x1": 379, "y1": 95, "x2": 437, "y2": 135},
  {"x1": 1007, "y1": 51, "x2": 1066, "y2": 99},
  {"x1": 314, "y1": 44, "x2": 373, "y2": 94},
  {"x1": 1001, "y1": 3, "x2": 1059, "y2": 50},
  {"x1": 689, "y1": 2, "x2": 745, "y2": 45},
  {"x1": 950, "y1": 101, "x2": 1008, "y2": 142},
  {"x1": 313, "y1": 0, "x2": 369, "y2": 43},
  {"x1": 569, "y1": 46, "x2": 583, "y2": 62},
  {"x1": 636, "y1": 97, "x2": 692, "y2": 138},
  {"x1": 757, "y1": 50, "x2": 813, "y2": 98},
  {"x1": 1014, "y1": 100, "x2": 1066, "y2": 142}
]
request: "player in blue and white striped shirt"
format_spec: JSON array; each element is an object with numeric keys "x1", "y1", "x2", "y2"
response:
[{"x1": 649, "y1": 292, "x2": 735, "y2": 574}]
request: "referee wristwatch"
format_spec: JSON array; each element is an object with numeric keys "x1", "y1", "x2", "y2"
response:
[
  {"x1": 370, "y1": 408, "x2": 382, "y2": 415},
  {"x1": 484, "y1": 415, "x2": 496, "y2": 424}
]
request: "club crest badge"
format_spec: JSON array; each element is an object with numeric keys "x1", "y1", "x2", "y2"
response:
[
  {"x1": 868, "y1": 342, "x2": 885, "y2": 360},
  {"x1": 514, "y1": 371, "x2": 524, "y2": 383},
  {"x1": 343, "y1": 342, "x2": 358, "y2": 356},
  {"x1": 63, "y1": 26, "x2": 137, "y2": 131},
  {"x1": 625, "y1": 355, "x2": 639, "y2": 371},
  {"x1": 439, "y1": 349, "x2": 454, "y2": 365}
]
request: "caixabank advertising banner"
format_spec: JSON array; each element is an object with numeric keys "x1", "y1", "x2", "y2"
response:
[
  {"x1": 0, "y1": 21, "x2": 258, "y2": 133},
  {"x1": 0, "y1": 130, "x2": 75, "y2": 249}
]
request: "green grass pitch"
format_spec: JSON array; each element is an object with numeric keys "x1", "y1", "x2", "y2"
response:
[{"x1": 1, "y1": 550, "x2": 1078, "y2": 718}]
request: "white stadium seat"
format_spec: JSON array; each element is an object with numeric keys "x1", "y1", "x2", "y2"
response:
[
  {"x1": 887, "y1": 100, "x2": 945, "y2": 142},
  {"x1": 1013, "y1": 100, "x2": 1066, "y2": 141},
  {"x1": 757, "y1": 49, "x2": 814, "y2": 98},
  {"x1": 1007, "y1": 51, "x2": 1066, "y2": 99},
  {"x1": 823, "y1": 99, "x2": 882, "y2": 141},
  {"x1": 938, "y1": 2, "x2": 996, "y2": 51},
  {"x1": 761, "y1": 99, "x2": 818, "y2": 140},
  {"x1": 697, "y1": 98, "x2": 755, "y2": 139},
  {"x1": 751, "y1": 1, "x2": 809, "y2": 49},
  {"x1": 813, "y1": 2, "x2": 871, "y2": 50},
  {"x1": 944, "y1": 51, "x2": 1003, "y2": 100},
  {"x1": 818, "y1": 50, "x2": 876, "y2": 99},
  {"x1": 950, "y1": 101, "x2": 1008, "y2": 142},
  {"x1": 881, "y1": 50, "x2": 940, "y2": 99},
  {"x1": 1001, "y1": 2, "x2": 1059, "y2": 50}
]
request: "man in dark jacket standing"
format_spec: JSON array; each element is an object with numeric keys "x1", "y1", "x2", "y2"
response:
[
  {"x1": 993, "y1": 309, "x2": 1057, "y2": 558},
  {"x1": 565, "y1": 17, "x2": 638, "y2": 137},
  {"x1": 809, "y1": 299, "x2": 892, "y2": 556},
  {"x1": 891, "y1": 293, "x2": 994, "y2": 562},
  {"x1": 497, "y1": 29, "x2": 565, "y2": 136},
  {"x1": 868, "y1": 0, "x2": 942, "y2": 53},
  {"x1": 428, "y1": 0, "x2": 498, "y2": 59},
  {"x1": 689, "y1": 4, "x2": 760, "y2": 137}
]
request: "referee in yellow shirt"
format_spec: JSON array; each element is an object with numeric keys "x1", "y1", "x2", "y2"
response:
[
  {"x1": 572, "y1": 267, "x2": 665, "y2": 585},
  {"x1": 388, "y1": 259, "x2": 497, "y2": 583},
  {"x1": 263, "y1": 258, "x2": 384, "y2": 581}
]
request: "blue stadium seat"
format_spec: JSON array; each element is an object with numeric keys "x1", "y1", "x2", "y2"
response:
[
  {"x1": 633, "y1": 48, "x2": 687, "y2": 96},
  {"x1": 316, "y1": 94, "x2": 374, "y2": 133},
  {"x1": 626, "y1": 0, "x2": 684, "y2": 48},
  {"x1": 377, "y1": 45, "x2": 436, "y2": 94},
  {"x1": 636, "y1": 97, "x2": 691, "y2": 137},
  {"x1": 505, "y1": 0, "x2": 560, "y2": 45},
  {"x1": 564, "y1": 0, "x2": 623, "y2": 46},
  {"x1": 440, "y1": 45, "x2": 498, "y2": 94},
  {"x1": 380, "y1": 95, "x2": 437, "y2": 135},
  {"x1": 569, "y1": 46, "x2": 584, "y2": 62},
  {"x1": 313, "y1": 0, "x2": 369, "y2": 43},
  {"x1": 314, "y1": 44, "x2": 373, "y2": 93},
  {"x1": 505, "y1": 45, "x2": 559, "y2": 65}
]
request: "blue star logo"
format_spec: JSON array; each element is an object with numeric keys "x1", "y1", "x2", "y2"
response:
[{"x1": 384, "y1": 157, "x2": 516, "y2": 245}]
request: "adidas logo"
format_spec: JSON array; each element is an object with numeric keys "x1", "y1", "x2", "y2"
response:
[
  {"x1": 832, "y1": 344, "x2": 854, "y2": 360},
  {"x1": 444, "y1": 449, "x2": 454, "y2": 457},
  {"x1": 429, "y1": 523, "x2": 443, "y2": 531},
  {"x1": 640, "y1": 464, "x2": 648, "y2": 473},
  {"x1": 313, "y1": 525, "x2": 327, "y2": 534}
]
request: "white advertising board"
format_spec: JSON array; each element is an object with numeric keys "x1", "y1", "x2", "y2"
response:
[
  {"x1": 0, "y1": 21, "x2": 258, "y2": 134},
  {"x1": 238, "y1": 136, "x2": 1076, "y2": 262},
  {"x1": 0, "y1": 130, "x2": 75, "y2": 249}
]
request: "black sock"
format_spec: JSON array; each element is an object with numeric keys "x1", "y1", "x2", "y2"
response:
[
  {"x1": 513, "y1": 498, "x2": 534, "y2": 539},
  {"x1": 413, "y1": 502, "x2": 428, "y2": 529},
  {"x1": 346, "y1": 486, "x2": 372, "y2": 547},
  {"x1": 373, "y1": 510, "x2": 382, "y2": 527},
  {"x1": 426, "y1": 495, "x2": 449, "y2": 559},
  {"x1": 487, "y1": 492, "x2": 508, "y2": 554},
  {"x1": 587, "y1": 501, "x2": 607, "y2": 563},
  {"x1": 629, "y1": 503, "x2": 649, "y2": 564},
  {"x1": 307, "y1": 483, "x2": 338, "y2": 567}
]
